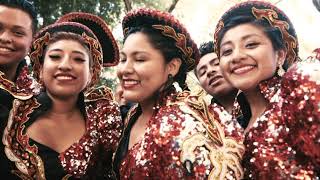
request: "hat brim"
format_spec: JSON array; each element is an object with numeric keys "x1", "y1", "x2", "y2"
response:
[{"x1": 56, "y1": 12, "x2": 119, "y2": 67}]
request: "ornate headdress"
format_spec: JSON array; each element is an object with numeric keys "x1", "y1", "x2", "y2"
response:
[
  {"x1": 122, "y1": 8, "x2": 200, "y2": 71},
  {"x1": 56, "y1": 12, "x2": 119, "y2": 67},
  {"x1": 214, "y1": 1, "x2": 299, "y2": 67},
  {"x1": 30, "y1": 12, "x2": 119, "y2": 90}
]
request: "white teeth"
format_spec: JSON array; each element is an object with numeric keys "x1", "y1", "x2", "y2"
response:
[
  {"x1": 124, "y1": 80, "x2": 138, "y2": 85},
  {"x1": 234, "y1": 66, "x2": 254, "y2": 74},
  {"x1": 0, "y1": 47, "x2": 12, "y2": 52},
  {"x1": 56, "y1": 76, "x2": 73, "y2": 80}
]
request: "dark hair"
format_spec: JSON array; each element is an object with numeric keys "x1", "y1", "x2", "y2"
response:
[
  {"x1": 0, "y1": 0, "x2": 38, "y2": 34},
  {"x1": 199, "y1": 41, "x2": 215, "y2": 57},
  {"x1": 124, "y1": 26, "x2": 188, "y2": 89},
  {"x1": 43, "y1": 32, "x2": 93, "y2": 67},
  {"x1": 217, "y1": 15, "x2": 289, "y2": 70},
  {"x1": 194, "y1": 41, "x2": 215, "y2": 78}
]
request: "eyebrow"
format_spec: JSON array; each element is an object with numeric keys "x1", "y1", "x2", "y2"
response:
[
  {"x1": 220, "y1": 33, "x2": 262, "y2": 47},
  {"x1": 211, "y1": 57, "x2": 219, "y2": 64},
  {"x1": 120, "y1": 50, "x2": 150, "y2": 57},
  {"x1": 197, "y1": 65, "x2": 207, "y2": 73},
  {"x1": 12, "y1": 25, "x2": 28, "y2": 31},
  {"x1": 49, "y1": 49, "x2": 86, "y2": 56}
]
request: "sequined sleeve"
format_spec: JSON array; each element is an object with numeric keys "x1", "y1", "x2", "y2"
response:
[
  {"x1": 95, "y1": 99, "x2": 122, "y2": 151},
  {"x1": 281, "y1": 61, "x2": 320, "y2": 166},
  {"x1": 84, "y1": 86, "x2": 122, "y2": 178},
  {"x1": 85, "y1": 86, "x2": 123, "y2": 151}
]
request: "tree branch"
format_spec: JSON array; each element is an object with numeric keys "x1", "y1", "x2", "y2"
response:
[
  {"x1": 167, "y1": 0, "x2": 179, "y2": 13},
  {"x1": 123, "y1": 0, "x2": 132, "y2": 12}
]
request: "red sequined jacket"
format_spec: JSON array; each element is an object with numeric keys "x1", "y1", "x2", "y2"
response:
[
  {"x1": 241, "y1": 61, "x2": 320, "y2": 179},
  {"x1": 2, "y1": 87, "x2": 122, "y2": 179},
  {"x1": 114, "y1": 89, "x2": 245, "y2": 180},
  {"x1": 0, "y1": 63, "x2": 35, "y2": 100}
]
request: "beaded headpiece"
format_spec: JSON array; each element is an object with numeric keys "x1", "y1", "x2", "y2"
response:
[
  {"x1": 122, "y1": 8, "x2": 200, "y2": 71},
  {"x1": 214, "y1": 1, "x2": 298, "y2": 67}
]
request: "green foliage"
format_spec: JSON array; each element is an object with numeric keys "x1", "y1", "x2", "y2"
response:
[
  {"x1": 96, "y1": 67, "x2": 118, "y2": 92},
  {"x1": 32, "y1": 0, "x2": 123, "y2": 28},
  {"x1": 132, "y1": 0, "x2": 170, "y2": 11},
  {"x1": 133, "y1": 0, "x2": 162, "y2": 9}
]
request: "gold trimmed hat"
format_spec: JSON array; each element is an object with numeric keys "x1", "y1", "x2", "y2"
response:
[
  {"x1": 214, "y1": 1, "x2": 299, "y2": 67},
  {"x1": 56, "y1": 12, "x2": 119, "y2": 67},
  {"x1": 30, "y1": 12, "x2": 119, "y2": 90},
  {"x1": 122, "y1": 8, "x2": 200, "y2": 71}
]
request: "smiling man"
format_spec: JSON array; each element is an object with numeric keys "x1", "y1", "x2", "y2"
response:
[
  {"x1": 195, "y1": 41, "x2": 238, "y2": 112},
  {"x1": 195, "y1": 41, "x2": 250, "y2": 128}
]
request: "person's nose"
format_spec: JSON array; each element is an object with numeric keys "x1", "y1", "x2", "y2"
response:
[
  {"x1": 58, "y1": 55, "x2": 72, "y2": 71},
  {"x1": 0, "y1": 30, "x2": 13, "y2": 44},
  {"x1": 231, "y1": 47, "x2": 246, "y2": 64}
]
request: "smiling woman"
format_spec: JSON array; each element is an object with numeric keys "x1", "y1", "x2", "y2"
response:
[
  {"x1": 40, "y1": 34, "x2": 92, "y2": 99},
  {"x1": 1, "y1": 12, "x2": 122, "y2": 179},
  {"x1": 214, "y1": 1, "x2": 320, "y2": 179},
  {"x1": 113, "y1": 8, "x2": 245, "y2": 180}
]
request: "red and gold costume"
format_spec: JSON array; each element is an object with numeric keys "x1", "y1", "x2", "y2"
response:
[
  {"x1": 0, "y1": 62, "x2": 36, "y2": 179},
  {"x1": 241, "y1": 62, "x2": 320, "y2": 179},
  {"x1": 213, "y1": 1, "x2": 320, "y2": 179},
  {"x1": 3, "y1": 87, "x2": 122, "y2": 179},
  {"x1": 208, "y1": 102, "x2": 244, "y2": 143},
  {"x1": 114, "y1": 89, "x2": 245, "y2": 179},
  {"x1": 1, "y1": 12, "x2": 122, "y2": 179},
  {"x1": 114, "y1": 8, "x2": 245, "y2": 180}
]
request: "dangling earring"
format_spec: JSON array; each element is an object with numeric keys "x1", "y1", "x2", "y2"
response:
[
  {"x1": 277, "y1": 62, "x2": 285, "y2": 77},
  {"x1": 155, "y1": 74, "x2": 174, "y2": 110},
  {"x1": 163, "y1": 74, "x2": 174, "y2": 90}
]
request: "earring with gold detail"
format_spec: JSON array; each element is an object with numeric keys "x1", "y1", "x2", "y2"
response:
[{"x1": 277, "y1": 61, "x2": 285, "y2": 77}]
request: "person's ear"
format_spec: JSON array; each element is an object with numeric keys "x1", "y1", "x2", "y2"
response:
[
  {"x1": 167, "y1": 58, "x2": 182, "y2": 76},
  {"x1": 276, "y1": 49, "x2": 287, "y2": 76},
  {"x1": 276, "y1": 49, "x2": 287, "y2": 67}
]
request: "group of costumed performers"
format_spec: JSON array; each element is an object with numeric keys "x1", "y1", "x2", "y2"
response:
[{"x1": 0, "y1": 0, "x2": 319, "y2": 179}]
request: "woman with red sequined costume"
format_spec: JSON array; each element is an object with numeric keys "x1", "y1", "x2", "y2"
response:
[
  {"x1": 1, "y1": 12, "x2": 122, "y2": 179},
  {"x1": 113, "y1": 8, "x2": 245, "y2": 179},
  {"x1": 214, "y1": 1, "x2": 320, "y2": 179}
]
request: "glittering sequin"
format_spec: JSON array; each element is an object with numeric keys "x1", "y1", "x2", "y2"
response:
[
  {"x1": 242, "y1": 61, "x2": 320, "y2": 179},
  {"x1": 2, "y1": 88, "x2": 122, "y2": 179},
  {"x1": 119, "y1": 90, "x2": 244, "y2": 179}
]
